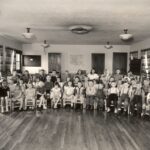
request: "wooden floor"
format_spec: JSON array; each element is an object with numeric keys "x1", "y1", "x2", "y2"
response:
[{"x1": 0, "y1": 109, "x2": 150, "y2": 150}]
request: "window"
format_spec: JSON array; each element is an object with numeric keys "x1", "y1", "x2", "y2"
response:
[{"x1": 16, "y1": 52, "x2": 22, "y2": 72}]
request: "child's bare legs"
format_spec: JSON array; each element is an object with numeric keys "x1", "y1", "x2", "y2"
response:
[
  {"x1": 145, "y1": 105, "x2": 150, "y2": 115},
  {"x1": 39, "y1": 96, "x2": 47, "y2": 109},
  {"x1": 94, "y1": 98, "x2": 97, "y2": 110},
  {"x1": 18, "y1": 98, "x2": 23, "y2": 110},
  {"x1": 24, "y1": 98, "x2": 27, "y2": 110},
  {"x1": 5, "y1": 97, "x2": 9, "y2": 112},
  {"x1": 53, "y1": 98, "x2": 59, "y2": 108},
  {"x1": 1, "y1": 97, "x2": 4, "y2": 113},
  {"x1": 124, "y1": 98, "x2": 129, "y2": 112},
  {"x1": 142, "y1": 103, "x2": 146, "y2": 115},
  {"x1": 83, "y1": 99, "x2": 86, "y2": 109}
]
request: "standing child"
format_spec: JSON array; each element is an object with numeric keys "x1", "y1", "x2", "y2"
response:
[
  {"x1": 50, "y1": 82, "x2": 62, "y2": 108},
  {"x1": 86, "y1": 80, "x2": 97, "y2": 110},
  {"x1": 1, "y1": 80, "x2": 10, "y2": 113},
  {"x1": 24, "y1": 83, "x2": 36, "y2": 110},
  {"x1": 107, "y1": 81, "x2": 119, "y2": 113}
]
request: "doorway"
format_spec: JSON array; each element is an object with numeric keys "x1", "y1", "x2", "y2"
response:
[
  {"x1": 113, "y1": 52, "x2": 127, "y2": 74},
  {"x1": 48, "y1": 53, "x2": 61, "y2": 73},
  {"x1": 92, "y1": 53, "x2": 105, "y2": 74}
]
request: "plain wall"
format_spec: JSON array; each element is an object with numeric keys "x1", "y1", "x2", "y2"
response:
[
  {"x1": 22, "y1": 43, "x2": 130, "y2": 74},
  {"x1": 0, "y1": 36, "x2": 22, "y2": 50},
  {"x1": 130, "y1": 38, "x2": 150, "y2": 58}
]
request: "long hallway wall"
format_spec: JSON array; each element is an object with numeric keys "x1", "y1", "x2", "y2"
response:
[{"x1": 22, "y1": 44, "x2": 130, "y2": 74}]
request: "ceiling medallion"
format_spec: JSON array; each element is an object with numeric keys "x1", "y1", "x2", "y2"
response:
[{"x1": 69, "y1": 25, "x2": 93, "y2": 34}]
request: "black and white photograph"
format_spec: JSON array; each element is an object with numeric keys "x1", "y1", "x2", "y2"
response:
[{"x1": 0, "y1": 0, "x2": 150, "y2": 150}]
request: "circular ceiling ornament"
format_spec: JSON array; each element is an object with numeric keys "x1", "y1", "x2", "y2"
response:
[{"x1": 69, "y1": 25, "x2": 93, "y2": 34}]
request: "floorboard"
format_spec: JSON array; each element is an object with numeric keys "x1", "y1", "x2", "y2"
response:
[{"x1": 0, "y1": 110, "x2": 150, "y2": 150}]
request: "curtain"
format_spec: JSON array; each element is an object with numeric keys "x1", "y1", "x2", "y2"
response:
[
  {"x1": 0, "y1": 46, "x2": 3, "y2": 73},
  {"x1": 5, "y1": 47, "x2": 16, "y2": 75}
]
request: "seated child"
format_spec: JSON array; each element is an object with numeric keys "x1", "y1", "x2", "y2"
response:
[
  {"x1": 118, "y1": 82, "x2": 130, "y2": 113},
  {"x1": 50, "y1": 82, "x2": 62, "y2": 108},
  {"x1": 36, "y1": 81, "x2": 47, "y2": 109},
  {"x1": 19, "y1": 78, "x2": 26, "y2": 93},
  {"x1": 107, "y1": 81, "x2": 119, "y2": 113},
  {"x1": 8, "y1": 79, "x2": 16, "y2": 98},
  {"x1": 117, "y1": 79, "x2": 123, "y2": 95},
  {"x1": 1, "y1": 80, "x2": 10, "y2": 113},
  {"x1": 83, "y1": 76, "x2": 89, "y2": 89},
  {"x1": 74, "y1": 81, "x2": 85, "y2": 108},
  {"x1": 56, "y1": 77, "x2": 64, "y2": 88},
  {"x1": 142, "y1": 88, "x2": 150, "y2": 115},
  {"x1": 141, "y1": 79, "x2": 150, "y2": 114},
  {"x1": 24, "y1": 83, "x2": 36, "y2": 110},
  {"x1": 96, "y1": 81, "x2": 105, "y2": 110},
  {"x1": 73, "y1": 76, "x2": 80, "y2": 87},
  {"x1": 12, "y1": 84, "x2": 23, "y2": 110},
  {"x1": 33, "y1": 77, "x2": 40, "y2": 89},
  {"x1": 86, "y1": 80, "x2": 97, "y2": 110},
  {"x1": 45, "y1": 75, "x2": 53, "y2": 93},
  {"x1": 130, "y1": 83, "x2": 142, "y2": 116},
  {"x1": 63, "y1": 81, "x2": 75, "y2": 108}
]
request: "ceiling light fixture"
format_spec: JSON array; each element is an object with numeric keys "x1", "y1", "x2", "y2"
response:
[
  {"x1": 104, "y1": 41, "x2": 113, "y2": 49},
  {"x1": 41, "y1": 40, "x2": 50, "y2": 48},
  {"x1": 69, "y1": 25, "x2": 93, "y2": 34},
  {"x1": 120, "y1": 29, "x2": 133, "y2": 40},
  {"x1": 22, "y1": 28, "x2": 35, "y2": 39}
]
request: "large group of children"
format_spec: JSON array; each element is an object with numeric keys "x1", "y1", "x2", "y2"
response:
[{"x1": 0, "y1": 68, "x2": 150, "y2": 117}]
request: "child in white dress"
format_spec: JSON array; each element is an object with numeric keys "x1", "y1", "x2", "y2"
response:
[
  {"x1": 24, "y1": 83, "x2": 36, "y2": 110},
  {"x1": 63, "y1": 81, "x2": 75, "y2": 108},
  {"x1": 50, "y1": 82, "x2": 62, "y2": 109}
]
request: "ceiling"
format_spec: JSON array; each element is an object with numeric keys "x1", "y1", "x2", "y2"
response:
[{"x1": 0, "y1": 0, "x2": 150, "y2": 45}]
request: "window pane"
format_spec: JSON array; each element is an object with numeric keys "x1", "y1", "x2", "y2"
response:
[
  {"x1": 16, "y1": 54, "x2": 20, "y2": 61},
  {"x1": 16, "y1": 62, "x2": 20, "y2": 70}
]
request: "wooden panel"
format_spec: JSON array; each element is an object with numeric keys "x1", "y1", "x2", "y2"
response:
[
  {"x1": 92, "y1": 53, "x2": 105, "y2": 74},
  {"x1": 113, "y1": 52, "x2": 127, "y2": 74},
  {"x1": 48, "y1": 53, "x2": 61, "y2": 72}
]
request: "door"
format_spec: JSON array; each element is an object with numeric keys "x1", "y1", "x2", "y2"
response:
[
  {"x1": 113, "y1": 53, "x2": 127, "y2": 74},
  {"x1": 48, "y1": 53, "x2": 61, "y2": 72},
  {"x1": 92, "y1": 53, "x2": 105, "y2": 74}
]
